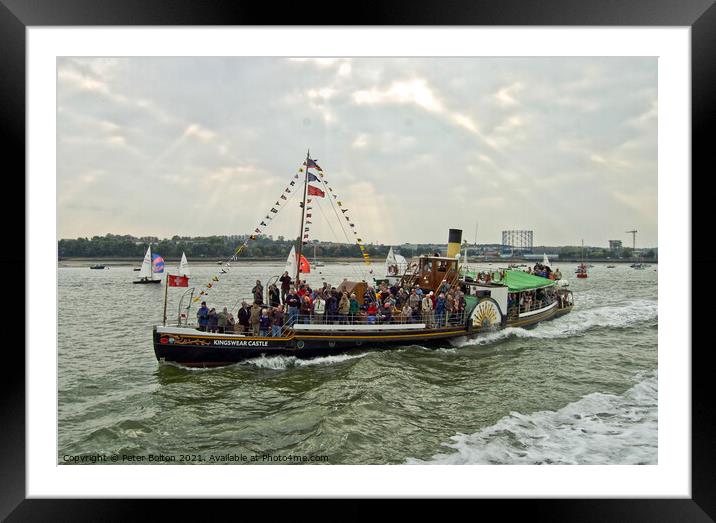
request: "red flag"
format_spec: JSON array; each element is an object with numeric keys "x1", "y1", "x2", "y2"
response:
[
  {"x1": 307, "y1": 185, "x2": 325, "y2": 198},
  {"x1": 168, "y1": 274, "x2": 189, "y2": 287},
  {"x1": 299, "y1": 254, "x2": 311, "y2": 274}
]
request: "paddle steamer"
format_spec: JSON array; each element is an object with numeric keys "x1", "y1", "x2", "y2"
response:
[{"x1": 152, "y1": 153, "x2": 573, "y2": 367}]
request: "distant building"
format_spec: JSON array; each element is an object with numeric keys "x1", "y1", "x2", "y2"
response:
[
  {"x1": 609, "y1": 240, "x2": 623, "y2": 252},
  {"x1": 502, "y1": 230, "x2": 533, "y2": 254}
]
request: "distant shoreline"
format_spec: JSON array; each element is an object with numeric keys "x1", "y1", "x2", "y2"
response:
[{"x1": 58, "y1": 257, "x2": 656, "y2": 267}]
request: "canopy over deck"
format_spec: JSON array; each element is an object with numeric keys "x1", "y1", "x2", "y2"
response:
[{"x1": 498, "y1": 270, "x2": 556, "y2": 292}]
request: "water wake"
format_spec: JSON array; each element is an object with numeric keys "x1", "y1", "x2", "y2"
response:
[
  {"x1": 450, "y1": 299, "x2": 657, "y2": 347},
  {"x1": 407, "y1": 372, "x2": 657, "y2": 465},
  {"x1": 241, "y1": 352, "x2": 370, "y2": 370}
]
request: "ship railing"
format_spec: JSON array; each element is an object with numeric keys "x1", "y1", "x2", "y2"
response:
[
  {"x1": 283, "y1": 310, "x2": 467, "y2": 329},
  {"x1": 518, "y1": 296, "x2": 559, "y2": 314},
  {"x1": 173, "y1": 310, "x2": 468, "y2": 333}
]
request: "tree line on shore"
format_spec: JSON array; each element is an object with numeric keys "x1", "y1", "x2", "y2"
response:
[{"x1": 57, "y1": 234, "x2": 657, "y2": 260}]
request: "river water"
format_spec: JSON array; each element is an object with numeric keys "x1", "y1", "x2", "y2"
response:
[{"x1": 58, "y1": 261, "x2": 657, "y2": 465}]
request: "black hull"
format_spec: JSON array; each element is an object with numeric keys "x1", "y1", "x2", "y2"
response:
[
  {"x1": 153, "y1": 305, "x2": 573, "y2": 367},
  {"x1": 134, "y1": 279, "x2": 162, "y2": 284},
  {"x1": 153, "y1": 326, "x2": 467, "y2": 367}
]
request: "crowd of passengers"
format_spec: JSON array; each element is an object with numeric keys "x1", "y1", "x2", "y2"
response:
[{"x1": 195, "y1": 271, "x2": 468, "y2": 336}]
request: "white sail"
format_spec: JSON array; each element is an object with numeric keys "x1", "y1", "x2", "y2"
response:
[
  {"x1": 385, "y1": 247, "x2": 398, "y2": 276},
  {"x1": 394, "y1": 254, "x2": 408, "y2": 273},
  {"x1": 139, "y1": 246, "x2": 152, "y2": 278},
  {"x1": 542, "y1": 253, "x2": 551, "y2": 268},
  {"x1": 285, "y1": 246, "x2": 297, "y2": 278},
  {"x1": 179, "y1": 252, "x2": 190, "y2": 277}
]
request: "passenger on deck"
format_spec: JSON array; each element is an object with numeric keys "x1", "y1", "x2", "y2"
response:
[
  {"x1": 269, "y1": 284, "x2": 280, "y2": 307},
  {"x1": 446, "y1": 294, "x2": 455, "y2": 325},
  {"x1": 250, "y1": 303, "x2": 261, "y2": 335},
  {"x1": 279, "y1": 272, "x2": 292, "y2": 303},
  {"x1": 422, "y1": 293, "x2": 434, "y2": 327},
  {"x1": 252, "y1": 280, "x2": 264, "y2": 305},
  {"x1": 207, "y1": 308, "x2": 218, "y2": 333},
  {"x1": 271, "y1": 305, "x2": 284, "y2": 337},
  {"x1": 259, "y1": 309, "x2": 270, "y2": 337},
  {"x1": 237, "y1": 301, "x2": 250, "y2": 334},
  {"x1": 285, "y1": 290, "x2": 300, "y2": 326},
  {"x1": 300, "y1": 295, "x2": 312, "y2": 324},
  {"x1": 435, "y1": 293, "x2": 446, "y2": 326},
  {"x1": 197, "y1": 301, "x2": 209, "y2": 331},
  {"x1": 313, "y1": 294, "x2": 325, "y2": 324},
  {"x1": 366, "y1": 301, "x2": 378, "y2": 324},
  {"x1": 217, "y1": 307, "x2": 228, "y2": 333},
  {"x1": 338, "y1": 292, "x2": 350, "y2": 324},
  {"x1": 382, "y1": 302, "x2": 393, "y2": 323},
  {"x1": 326, "y1": 292, "x2": 338, "y2": 324},
  {"x1": 349, "y1": 293, "x2": 360, "y2": 323},
  {"x1": 400, "y1": 304, "x2": 412, "y2": 323}
]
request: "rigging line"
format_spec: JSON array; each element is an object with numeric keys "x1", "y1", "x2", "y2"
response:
[
  {"x1": 198, "y1": 169, "x2": 304, "y2": 300},
  {"x1": 315, "y1": 174, "x2": 373, "y2": 281},
  {"x1": 314, "y1": 176, "x2": 371, "y2": 281},
  {"x1": 313, "y1": 199, "x2": 365, "y2": 282}
]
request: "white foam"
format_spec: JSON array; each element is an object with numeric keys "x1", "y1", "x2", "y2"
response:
[
  {"x1": 408, "y1": 373, "x2": 657, "y2": 465},
  {"x1": 241, "y1": 352, "x2": 370, "y2": 370},
  {"x1": 450, "y1": 299, "x2": 657, "y2": 347}
]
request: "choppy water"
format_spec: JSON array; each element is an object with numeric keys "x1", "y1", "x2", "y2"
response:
[{"x1": 58, "y1": 261, "x2": 657, "y2": 464}]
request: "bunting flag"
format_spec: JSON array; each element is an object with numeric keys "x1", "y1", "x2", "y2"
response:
[
  {"x1": 260, "y1": 221, "x2": 267, "y2": 226},
  {"x1": 294, "y1": 173, "x2": 300, "y2": 179},
  {"x1": 307, "y1": 185, "x2": 325, "y2": 198},
  {"x1": 271, "y1": 208, "x2": 278, "y2": 213},
  {"x1": 319, "y1": 172, "x2": 324, "y2": 177},
  {"x1": 290, "y1": 181, "x2": 296, "y2": 186},
  {"x1": 306, "y1": 220, "x2": 312, "y2": 225},
  {"x1": 212, "y1": 276, "x2": 219, "y2": 282},
  {"x1": 168, "y1": 274, "x2": 189, "y2": 287},
  {"x1": 307, "y1": 198, "x2": 312, "y2": 203},
  {"x1": 341, "y1": 209, "x2": 349, "y2": 213},
  {"x1": 337, "y1": 201, "x2": 342, "y2": 206},
  {"x1": 255, "y1": 228, "x2": 261, "y2": 233},
  {"x1": 308, "y1": 173, "x2": 319, "y2": 182},
  {"x1": 275, "y1": 201, "x2": 280, "y2": 206},
  {"x1": 305, "y1": 158, "x2": 322, "y2": 170},
  {"x1": 306, "y1": 213, "x2": 312, "y2": 218},
  {"x1": 285, "y1": 188, "x2": 291, "y2": 193},
  {"x1": 280, "y1": 195, "x2": 287, "y2": 200},
  {"x1": 304, "y1": 227, "x2": 310, "y2": 232}
]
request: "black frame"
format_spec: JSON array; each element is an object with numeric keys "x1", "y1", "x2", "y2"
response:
[{"x1": 4, "y1": 0, "x2": 711, "y2": 519}]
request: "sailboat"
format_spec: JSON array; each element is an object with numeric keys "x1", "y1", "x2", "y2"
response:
[
  {"x1": 575, "y1": 240, "x2": 588, "y2": 278},
  {"x1": 383, "y1": 246, "x2": 408, "y2": 283},
  {"x1": 312, "y1": 243, "x2": 325, "y2": 267},
  {"x1": 134, "y1": 246, "x2": 162, "y2": 284},
  {"x1": 179, "y1": 252, "x2": 190, "y2": 278},
  {"x1": 285, "y1": 245, "x2": 310, "y2": 278}
]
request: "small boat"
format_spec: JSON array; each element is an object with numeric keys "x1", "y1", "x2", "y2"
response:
[
  {"x1": 380, "y1": 246, "x2": 409, "y2": 284},
  {"x1": 312, "y1": 244, "x2": 325, "y2": 267},
  {"x1": 134, "y1": 246, "x2": 163, "y2": 284},
  {"x1": 607, "y1": 265, "x2": 616, "y2": 268},
  {"x1": 89, "y1": 264, "x2": 106, "y2": 270},
  {"x1": 133, "y1": 267, "x2": 141, "y2": 271},
  {"x1": 575, "y1": 240, "x2": 588, "y2": 278},
  {"x1": 179, "y1": 252, "x2": 191, "y2": 278}
]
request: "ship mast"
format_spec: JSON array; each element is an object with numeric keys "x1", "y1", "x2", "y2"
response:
[{"x1": 295, "y1": 148, "x2": 311, "y2": 284}]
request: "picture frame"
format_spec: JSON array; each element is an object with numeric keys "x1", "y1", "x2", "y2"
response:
[{"x1": 5, "y1": 0, "x2": 710, "y2": 518}]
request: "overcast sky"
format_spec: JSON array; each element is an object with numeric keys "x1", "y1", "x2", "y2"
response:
[{"x1": 57, "y1": 57, "x2": 657, "y2": 248}]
